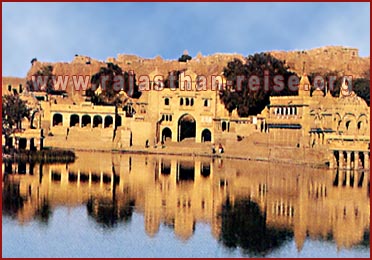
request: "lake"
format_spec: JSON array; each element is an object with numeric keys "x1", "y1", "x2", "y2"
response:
[{"x1": 2, "y1": 151, "x2": 370, "y2": 257}]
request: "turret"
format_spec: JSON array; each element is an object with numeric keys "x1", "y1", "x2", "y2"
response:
[{"x1": 298, "y1": 74, "x2": 311, "y2": 97}]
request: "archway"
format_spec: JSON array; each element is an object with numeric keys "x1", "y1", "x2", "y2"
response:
[
  {"x1": 93, "y1": 115, "x2": 103, "y2": 128},
  {"x1": 343, "y1": 114, "x2": 356, "y2": 134},
  {"x1": 52, "y1": 113, "x2": 63, "y2": 126},
  {"x1": 201, "y1": 129, "x2": 212, "y2": 142},
  {"x1": 70, "y1": 114, "x2": 79, "y2": 127},
  {"x1": 82, "y1": 115, "x2": 91, "y2": 127},
  {"x1": 178, "y1": 114, "x2": 196, "y2": 142},
  {"x1": 162, "y1": 127, "x2": 172, "y2": 142},
  {"x1": 357, "y1": 115, "x2": 368, "y2": 135},
  {"x1": 104, "y1": 115, "x2": 113, "y2": 128}
]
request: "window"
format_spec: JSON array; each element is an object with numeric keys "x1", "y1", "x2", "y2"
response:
[
  {"x1": 8, "y1": 85, "x2": 11, "y2": 91},
  {"x1": 164, "y1": 98, "x2": 169, "y2": 106},
  {"x1": 180, "y1": 98, "x2": 184, "y2": 106},
  {"x1": 190, "y1": 98, "x2": 194, "y2": 106},
  {"x1": 204, "y1": 99, "x2": 209, "y2": 107},
  {"x1": 185, "y1": 98, "x2": 190, "y2": 106},
  {"x1": 222, "y1": 121, "x2": 227, "y2": 132}
]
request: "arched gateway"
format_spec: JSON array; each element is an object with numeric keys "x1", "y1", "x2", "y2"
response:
[{"x1": 178, "y1": 114, "x2": 196, "y2": 142}]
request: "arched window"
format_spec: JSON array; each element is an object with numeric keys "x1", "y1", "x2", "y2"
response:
[
  {"x1": 52, "y1": 113, "x2": 63, "y2": 126},
  {"x1": 190, "y1": 98, "x2": 194, "y2": 106},
  {"x1": 164, "y1": 98, "x2": 169, "y2": 106},
  {"x1": 346, "y1": 120, "x2": 351, "y2": 130},
  {"x1": 93, "y1": 115, "x2": 103, "y2": 128},
  {"x1": 180, "y1": 98, "x2": 184, "y2": 106},
  {"x1": 70, "y1": 114, "x2": 79, "y2": 127},
  {"x1": 185, "y1": 98, "x2": 190, "y2": 106},
  {"x1": 204, "y1": 99, "x2": 209, "y2": 107},
  {"x1": 104, "y1": 115, "x2": 113, "y2": 128},
  {"x1": 82, "y1": 115, "x2": 91, "y2": 127}
]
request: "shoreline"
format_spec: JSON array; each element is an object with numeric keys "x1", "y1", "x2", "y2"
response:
[
  {"x1": 43, "y1": 145, "x2": 329, "y2": 169},
  {"x1": 2, "y1": 148, "x2": 76, "y2": 164}
]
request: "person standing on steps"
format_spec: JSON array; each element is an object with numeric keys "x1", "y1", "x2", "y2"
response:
[{"x1": 218, "y1": 143, "x2": 224, "y2": 154}]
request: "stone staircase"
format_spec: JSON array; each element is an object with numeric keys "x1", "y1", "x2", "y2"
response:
[{"x1": 45, "y1": 126, "x2": 114, "y2": 150}]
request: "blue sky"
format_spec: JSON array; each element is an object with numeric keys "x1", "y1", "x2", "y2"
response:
[{"x1": 2, "y1": 2, "x2": 370, "y2": 77}]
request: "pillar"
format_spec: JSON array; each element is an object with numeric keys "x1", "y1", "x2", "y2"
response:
[
  {"x1": 354, "y1": 152, "x2": 359, "y2": 170},
  {"x1": 362, "y1": 171, "x2": 367, "y2": 188},
  {"x1": 194, "y1": 161, "x2": 201, "y2": 183},
  {"x1": 89, "y1": 172, "x2": 92, "y2": 187},
  {"x1": 339, "y1": 151, "x2": 344, "y2": 168},
  {"x1": 111, "y1": 173, "x2": 114, "y2": 189},
  {"x1": 345, "y1": 170, "x2": 350, "y2": 186},
  {"x1": 346, "y1": 152, "x2": 351, "y2": 169},
  {"x1": 61, "y1": 170, "x2": 68, "y2": 186},
  {"x1": 329, "y1": 152, "x2": 335, "y2": 169},
  {"x1": 48, "y1": 168, "x2": 52, "y2": 183},
  {"x1": 353, "y1": 171, "x2": 358, "y2": 187},
  {"x1": 77, "y1": 170, "x2": 81, "y2": 187},
  {"x1": 171, "y1": 160, "x2": 178, "y2": 185},
  {"x1": 364, "y1": 152, "x2": 369, "y2": 169}
]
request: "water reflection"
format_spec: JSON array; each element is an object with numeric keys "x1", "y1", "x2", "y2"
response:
[
  {"x1": 2, "y1": 151, "x2": 370, "y2": 255},
  {"x1": 220, "y1": 197, "x2": 293, "y2": 256}
]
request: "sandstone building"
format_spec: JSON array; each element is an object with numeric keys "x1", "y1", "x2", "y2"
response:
[{"x1": 2, "y1": 47, "x2": 370, "y2": 170}]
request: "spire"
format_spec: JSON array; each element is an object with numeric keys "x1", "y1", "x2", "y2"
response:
[{"x1": 298, "y1": 74, "x2": 310, "y2": 96}]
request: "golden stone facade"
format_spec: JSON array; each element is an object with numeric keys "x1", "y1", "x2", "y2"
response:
[{"x1": 2, "y1": 57, "x2": 370, "y2": 170}]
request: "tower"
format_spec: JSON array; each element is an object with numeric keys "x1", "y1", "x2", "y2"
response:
[{"x1": 298, "y1": 74, "x2": 311, "y2": 97}]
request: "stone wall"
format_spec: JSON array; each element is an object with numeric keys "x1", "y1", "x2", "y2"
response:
[
  {"x1": 269, "y1": 46, "x2": 369, "y2": 78},
  {"x1": 2, "y1": 77, "x2": 26, "y2": 95}
]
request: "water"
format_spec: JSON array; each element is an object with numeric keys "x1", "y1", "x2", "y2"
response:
[{"x1": 2, "y1": 151, "x2": 370, "y2": 258}]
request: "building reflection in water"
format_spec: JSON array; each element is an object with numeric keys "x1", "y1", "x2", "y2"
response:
[{"x1": 2, "y1": 151, "x2": 370, "y2": 254}]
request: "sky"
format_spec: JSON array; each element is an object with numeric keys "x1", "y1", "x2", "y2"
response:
[{"x1": 2, "y1": 2, "x2": 370, "y2": 77}]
